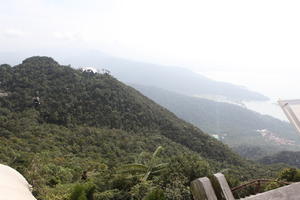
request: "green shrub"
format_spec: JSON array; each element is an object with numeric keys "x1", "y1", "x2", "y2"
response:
[
  {"x1": 144, "y1": 188, "x2": 166, "y2": 200},
  {"x1": 278, "y1": 168, "x2": 300, "y2": 182},
  {"x1": 264, "y1": 181, "x2": 281, "y2": 192},
  {"x1": 70, "y1": 183, "x2": 95, "y2": 200}
]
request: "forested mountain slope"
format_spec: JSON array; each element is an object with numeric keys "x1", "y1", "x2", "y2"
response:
[
  {"x1": 0, "y1": 56, "x2": 242, "y2": 164},
  {"x1": 131, "y1": 84, "x2": 300, "y2": 155},
  {"x1": 0, "y1": 57, "x2": 283, "y2": 199}
]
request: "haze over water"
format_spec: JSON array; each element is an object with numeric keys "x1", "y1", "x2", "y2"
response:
[
  {"x1": 244, "y1": 100, "x2": 287, "y2": 121},
  {"x1": 203, "y1": 70, "x2": 297, "y2": 121}
]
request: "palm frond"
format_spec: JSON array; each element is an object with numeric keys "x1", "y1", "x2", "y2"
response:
[
  {"x1": 118, "y1": 163, "x2": 147, "y2": 174},
  {"x1": 142, "y1": 171, "x2": 151, "y2": 182},
  {"x1": 152, "y1": 163, "x2": 168, "y2": 171},
  {"x1": 152, "y1": 146, "x2": 163, "y2": 158},
  {"x1": 150, "y1": 168, "x2": 167, "y2": 176}
]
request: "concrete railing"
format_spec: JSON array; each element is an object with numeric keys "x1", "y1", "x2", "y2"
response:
[
  {"x1": 240, "y1": 182, "x2": 300, "y2": 200},
  {"x1": 191, "y1": 173, "x2": 234, "y2": 200},
  {"x1": 191, "y1": 173, "x2": 299, "y2": 200}
]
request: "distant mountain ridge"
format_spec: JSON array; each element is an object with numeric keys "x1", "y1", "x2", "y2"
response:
[
  {"x1": 105, "y1": 62, "x2": 268, "y2": 102},
  {"x1": 86, "y1": 54, "x2": 268, "y2": 102},
  {"x1": 131, "y1": 84, "x2": 300, "y2": 154},
  {"x1": 0, "y1": 50, "x2": 269, "y2": 102}
]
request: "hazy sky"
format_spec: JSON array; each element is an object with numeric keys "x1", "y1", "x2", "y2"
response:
[{"x1": 1, "y1": 0, "x2": 300, "y2": 99}]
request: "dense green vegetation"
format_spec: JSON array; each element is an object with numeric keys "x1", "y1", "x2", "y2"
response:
[
  {"x1": 258, "y1": 151, "x2": 300, "y2": 168},
  {"x1": 131, "y1": 84, "x2": 300, "y2": 158},
  {"x1": 0, "y1": 57, "x2": 242, "y2": 164},
  {"x1": 0, "y1": 57, "x2": 287, "y2": 199},
  {"x1": 231, "y1": 145, "x2": 272, "y2": 160}
]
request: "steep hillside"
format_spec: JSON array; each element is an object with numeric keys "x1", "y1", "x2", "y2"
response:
[
  {"x1": 0, "y1": 109, "x2": 216, "y2": 199},
  {"x1": 131, "y1": 84, "x2": 300, "y2": 154},
  {"x1": 0, "y1": 56, "x2": 243, "y2": 164},
  {"x1": 0, "y1": 57, "x2": 284, "y2": 199}
]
